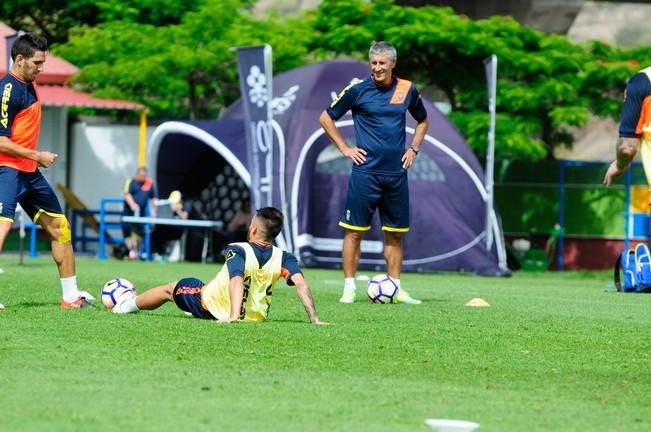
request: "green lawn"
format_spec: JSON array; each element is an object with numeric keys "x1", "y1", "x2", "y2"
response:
[{"x1": 1, "y1": 256, "x2": 650, "y2": 432}]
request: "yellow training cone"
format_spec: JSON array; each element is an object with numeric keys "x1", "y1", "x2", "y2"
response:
[{"x1": 465, "y1": 298, "x2": 490, "y2": 307}]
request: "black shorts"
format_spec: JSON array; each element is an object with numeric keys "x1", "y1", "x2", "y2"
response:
[
  {"x1": 0, "y1": 166, "x2": 63, "y2": 222},
  {"x1": 122, "y1": 218, "x2": 145, "y2": 238},
  {"x1": 172, "y1": 277, "x2": 215, "y2": 320}
]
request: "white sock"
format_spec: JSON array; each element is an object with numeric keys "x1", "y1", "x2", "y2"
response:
[
  {"x1": 389, "y1": 277, "x2": 401, "y2": 288},
  {"x1": 344, "y1": 277, "x2": 357, "y2": 293},
  {"x1": 118, "y1": 296, "x2": 139, "y2": 313},
  {"x1": 61, "y1": 276, "x2": 79, "y2": 302}
]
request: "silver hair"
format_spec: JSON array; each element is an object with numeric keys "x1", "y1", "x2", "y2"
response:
[{"x1": 369, "y1": 41, "x2": 397, "y2": 60}]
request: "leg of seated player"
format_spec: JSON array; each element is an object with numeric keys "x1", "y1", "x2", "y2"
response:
[
  {"x1": 114, "y1": 278, "x2": 211, "y2": 319},
  {"x1": 112, "y1": 281, "x2": 174, "y2": 314},
  {"x1": 135, "y1": 281, "x2": 175, "y2": 310}
]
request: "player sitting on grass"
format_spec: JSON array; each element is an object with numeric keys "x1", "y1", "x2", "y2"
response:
[{"x1": 113, "y1": 207, "x2": 328, "y2": 324}]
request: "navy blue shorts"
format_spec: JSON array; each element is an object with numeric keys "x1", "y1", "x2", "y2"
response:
[
  {"x1": 172, "y1": 277, "x2": 215, "y2": 320},
  {"x1": 0, "y1": 166, "x2": 63, "y2": 222},
  {"x1": 339, "y1": 170, "x2": 409, "y2": 232}
]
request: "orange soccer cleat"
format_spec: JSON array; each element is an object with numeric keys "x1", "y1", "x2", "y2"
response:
[{"x1": 60, "y1": 296, "x2": 95, "y2": 309}]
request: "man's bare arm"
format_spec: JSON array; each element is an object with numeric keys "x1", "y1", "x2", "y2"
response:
[
  {"x1": 0, "y1": 136, "x2": 57, "y2": 167},
  {"x1": 402, "y1": 117, "x2": 430, "y2": 169},
  {"x1": 226, "y1": 276, "x2": 244, "y2": 322},
  {"x1": 319, "y1": 111, "x2": 366, "y2": 165},
  {"x1": 604, "y1": 137, "x2": 640, "y2": 186},
  {"x1": 411, "y1": 117, "x2": 429, "y2": 152},
  {"x1": 291, "y1": 273, "x2": 328, "y2": 325},
  {"x1": 124, "y1": 193, "x2": 139, "y2": 213}
]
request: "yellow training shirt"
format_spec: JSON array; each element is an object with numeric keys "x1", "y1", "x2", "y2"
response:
[{"x1": 201, "y1": 242, "x2": 284, "y2": 322}]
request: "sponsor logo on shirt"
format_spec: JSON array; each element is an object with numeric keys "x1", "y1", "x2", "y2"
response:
[
  {"x1": 1, "y1": 83, "x2": 12, "y2": 129},
  {"x1": 175, "y1": 286, "x2": 201, "y2": 295}
]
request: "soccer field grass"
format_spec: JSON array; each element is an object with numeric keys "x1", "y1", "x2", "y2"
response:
[{"x1": 1, "y1": 257, "x2": 650, "y2": 432}]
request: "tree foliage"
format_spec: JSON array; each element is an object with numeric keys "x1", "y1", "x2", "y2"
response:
[
  {"x1": 309, "y1": 0, "x2": 647, "y2": 160},
  {"x1": 5, "y1": 0, "x2": 649, "y2": 159},
  {"x1": 0, "y1": 0, "x2": 200, "y2": 44},
  {"x1": 55, "y1": 0, "x2": 311, "y2": 119}
]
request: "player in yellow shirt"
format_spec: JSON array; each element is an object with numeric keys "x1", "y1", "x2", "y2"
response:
[{"x1": 113, "y1": 207, "x2": 327, "y2": 324}]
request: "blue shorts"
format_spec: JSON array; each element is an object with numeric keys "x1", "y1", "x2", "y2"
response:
[
  {"x1": 0, "y1": 166, "x2": 63, "y2": 223},
  {"x1": 339, "y1": 170, "x2": 409, "y2": 232},
  {"x1": 172, "y1": 277, "x2": 215, "y2": 320}
]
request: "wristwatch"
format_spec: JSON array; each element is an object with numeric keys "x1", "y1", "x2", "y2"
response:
[{"x1": 410, "y1": 145, "x2": 419, "y2": 155}]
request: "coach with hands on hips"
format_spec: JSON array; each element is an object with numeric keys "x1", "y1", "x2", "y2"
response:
[{"x1": 319, "y1": 41, "x2": 429, "y2": 304}]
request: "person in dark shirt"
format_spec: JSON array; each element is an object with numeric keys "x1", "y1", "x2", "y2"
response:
[
  {"x1": 122, "y1": 166, "x2": 157, "y2": 259},
  {"x1": 604, "y1": 66, "x2": 651, "y2": 187},
  {"x1": 319, "y1": 41, "x2": 429, "y2": 304},
  {"x1": 0, "y1": 34, "x2": 93, "y2": 309},
  {"x1": 603, "y1": 66, "x2": 651, "y2": 240},
  {"x1": 113, "y1": 207, "x2": 327, "y2": 325}
]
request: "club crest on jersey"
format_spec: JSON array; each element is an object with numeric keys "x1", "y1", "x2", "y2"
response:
[
  {"x1": 390, "y1": 79, "x2": 412, "y2": 104},
  {"x1": 225, "y1": 249, "x2": 236, "y2": 262},
  {"x1": 1, "y1": 83, "x2": 12, "y2": 129}
]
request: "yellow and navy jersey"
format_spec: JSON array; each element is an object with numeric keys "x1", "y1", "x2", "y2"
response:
[
  {"x1": 0, "y1": 73, "x2": 41, "y2": 172},
  {"x1": 201, "y1": 242, "x2": 301, "y2": 322},
  {"x1": 620, "y1": 66, "x2": 651, "y2": 184},
  {"x1": 326, "y1": 76, "x2": 427, "y2": 176}
]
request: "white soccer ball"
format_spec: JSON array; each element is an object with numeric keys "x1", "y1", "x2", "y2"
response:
[
  {"x1": 367, "y1": 274, "x2": 399, "y2": 304},
  {"x1": 101, "y1": 278, "x2": 136, "y2": 309}
]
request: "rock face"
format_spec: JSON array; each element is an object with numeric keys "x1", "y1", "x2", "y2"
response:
[
  {"x1": 395, "y1": 0, "x2": 583, "y2": 34},
  {"x1": 568, "y1": 1, "x2": 651, "y2": 48}
]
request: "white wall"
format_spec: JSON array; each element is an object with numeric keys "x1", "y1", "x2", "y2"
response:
[
  {"x1": 70, "y1": 122, "x2": 156, "y2": 211},
  {"x1": 38, "y1": 106, "x2": 68, "y2": 206}
]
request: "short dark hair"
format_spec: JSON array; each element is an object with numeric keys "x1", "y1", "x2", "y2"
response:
[
  {"x1": 256, "y1": 207, "x2": 284, "y2": 241},
  {"x1": 11, "y1": 34, "x2": 48, "y2": 61}
]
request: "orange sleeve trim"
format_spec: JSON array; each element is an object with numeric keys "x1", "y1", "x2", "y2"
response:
[
  {"x1": 390, "y1": 79, "x2": 412, "y2": 105},
  {"x1": 280, "y1": 267, "x2": 290, "y2": 280},
  {"x1": 636, "y1": 96, "x2": 651, "y2": 135}
]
